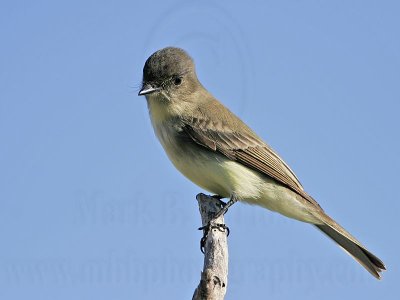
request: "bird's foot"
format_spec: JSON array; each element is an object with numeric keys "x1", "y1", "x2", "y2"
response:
[
  {"x1": 212, "y1": 193, "x2": 238, "y2": 220},
  {"x1": 211, "y1": 194, "x2": 227, "y2": 207},
  {"x1": 198, "y1": 222, "x2": 230, "y2": 253},
  {"x1": 198, "y1": 193, "x2": 238, "y2": 253}
]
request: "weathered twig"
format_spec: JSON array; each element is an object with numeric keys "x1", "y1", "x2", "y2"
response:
[{"x1": 192, "y1": 193, "x2": 229, "y2": 300}]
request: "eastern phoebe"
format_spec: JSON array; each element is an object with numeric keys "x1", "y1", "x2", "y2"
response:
[{"x1": 138, "y1": 47, "x2": 385, "y2": 279}]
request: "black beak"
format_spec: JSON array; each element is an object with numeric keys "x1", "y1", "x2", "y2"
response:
[{"x1": 138, "y1": 84, "x2": 160, "y2": 96}]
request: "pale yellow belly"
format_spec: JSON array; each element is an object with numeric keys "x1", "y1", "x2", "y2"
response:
[{"x1": 167, "y1": 146, "x2": 266, "y2": 199}]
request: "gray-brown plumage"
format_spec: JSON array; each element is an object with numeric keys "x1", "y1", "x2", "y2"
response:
[{"x1": 139, "y1": 47, "x2": 386, "y2": 279}]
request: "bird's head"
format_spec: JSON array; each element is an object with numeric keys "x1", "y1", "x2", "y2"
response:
[{"x1": 138, "y1": 47, "x2": 200, "y2": 102}]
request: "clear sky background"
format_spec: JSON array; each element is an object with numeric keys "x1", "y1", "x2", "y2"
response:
[{"x1": 1, "y1": 1, "x2": 399, "y2": 299}]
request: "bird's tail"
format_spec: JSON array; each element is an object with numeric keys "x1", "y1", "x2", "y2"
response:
[{"x1": 313, "y1": 214, "x2": 386, "y2": 279}]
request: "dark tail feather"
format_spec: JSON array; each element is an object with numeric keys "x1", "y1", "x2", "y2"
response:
[{"x1": 315, "y1": 224, "x2": 386, "y2": 279}]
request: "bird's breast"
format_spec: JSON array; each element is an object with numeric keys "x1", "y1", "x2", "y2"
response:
[{"x1": 151, "y1": 119, "x2": 265, "y2": 199}]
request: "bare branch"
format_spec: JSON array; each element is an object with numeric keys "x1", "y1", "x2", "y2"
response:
[{"x1": 193, "y1": 193, "x2": 229, "y2": 300}]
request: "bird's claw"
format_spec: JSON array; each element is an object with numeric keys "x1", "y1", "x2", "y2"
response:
[{"x1": 198, "y1": 222, "x2": 230, "y2": 253}]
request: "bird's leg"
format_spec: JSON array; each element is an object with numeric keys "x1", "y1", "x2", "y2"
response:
[
  {"x1": 211, "y1": 194, "x2": 227, "y2": 208},
  {"x1": 212, "y1": 193, "x2": 238, "y2": 220},
  {"x1": 198, "y1": 193, "x2": 238, "y2": 253}
]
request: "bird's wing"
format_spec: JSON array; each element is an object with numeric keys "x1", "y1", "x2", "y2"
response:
[{"x1": 182, "y1": 116, "x2": 321, "y2": 208}]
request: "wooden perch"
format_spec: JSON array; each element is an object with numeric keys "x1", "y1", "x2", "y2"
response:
[{"x1": 192, "y1": 193, "x2": 229, "y2": 300}]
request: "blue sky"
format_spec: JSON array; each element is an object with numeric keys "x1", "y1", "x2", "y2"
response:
[{"x1": 1, "y1": 1, "x2": 399, "y2": 299}]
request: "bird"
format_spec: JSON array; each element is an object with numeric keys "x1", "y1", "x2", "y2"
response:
[{"x1": 138, "y1": 46, "x2": 386, "y2": 279}]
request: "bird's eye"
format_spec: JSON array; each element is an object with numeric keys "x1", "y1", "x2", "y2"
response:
[{"x1": 174, "y1": 77, "x2": 182, "y2": 86}]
